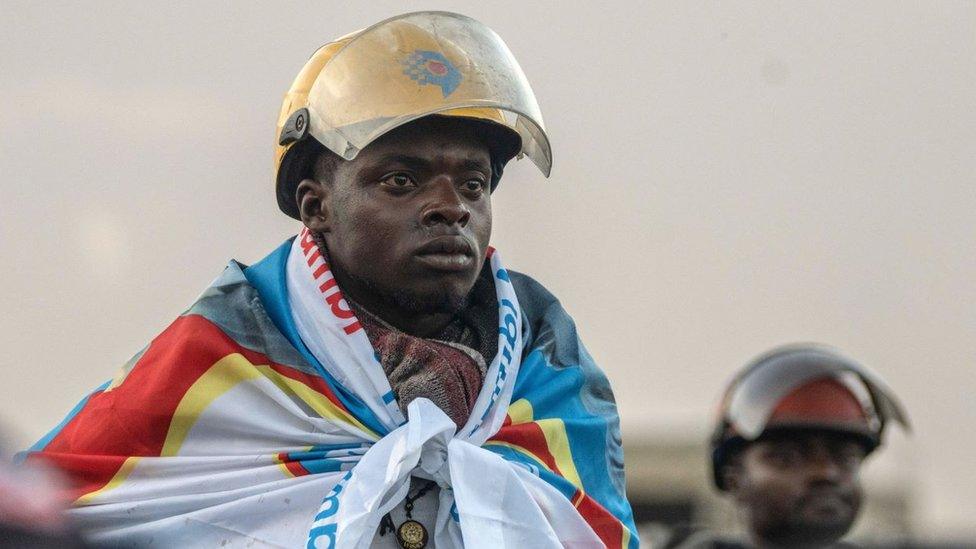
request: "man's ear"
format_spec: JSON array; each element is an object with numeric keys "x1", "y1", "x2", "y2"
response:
[{"x1": 296, "y1": 178, "x2": 331, "y2": 233}]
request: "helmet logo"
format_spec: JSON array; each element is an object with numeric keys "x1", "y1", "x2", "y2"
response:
[{"x1": 402, "y1": 50, "x2": 462, "y2": 97}]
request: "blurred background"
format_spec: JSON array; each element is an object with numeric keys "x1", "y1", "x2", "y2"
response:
[{"x1": 1, "y1": 1, "x2": 973, "y2": 545}]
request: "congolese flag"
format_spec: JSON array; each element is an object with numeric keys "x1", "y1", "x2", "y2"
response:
[{"x1": 23, "y1": 239, "x2": 637, "y2": 547}]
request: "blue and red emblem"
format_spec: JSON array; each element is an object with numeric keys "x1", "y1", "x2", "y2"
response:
[{"x1": 401, "y1": 50, "x2": 462, "y2": 97}]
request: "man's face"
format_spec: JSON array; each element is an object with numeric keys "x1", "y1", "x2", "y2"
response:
[
  {"x1": 311, "y1": 117, "x2": 494, "y2": 321},
  {"x1": 729, "y1": 431, "x2": 867, "y2": 547}
]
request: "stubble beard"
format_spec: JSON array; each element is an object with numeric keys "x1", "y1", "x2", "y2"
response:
[
  {"x1": 347, "y1": 269, "x2": 471, "y2": 316},
  {"x1": 755, "y1": 500, "x2": 855, "y2": 547},
  {"x1": 312, "y1": 231, "x2": 472, "y2": 318}
]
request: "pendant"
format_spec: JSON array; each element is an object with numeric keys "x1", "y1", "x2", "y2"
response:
[{"x1": 396, "y1": 519, "x2": 429, "y2": 549}]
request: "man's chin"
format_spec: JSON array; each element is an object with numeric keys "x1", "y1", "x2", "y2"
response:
[
  {"x1": 389, "y1": 287, "x2": 469, "y2": 315},
  {"x1": 798, "y1": 499, "x2": 856, "y2": 536},
  {"x1": 343, "y1": 268, "x2": 475, "y2": 317},
  {"x1": 769, "y1": 519, "x2": 852, "y2": 547}
]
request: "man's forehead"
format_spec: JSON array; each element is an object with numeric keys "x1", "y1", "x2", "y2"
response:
[
  {"x1": 755, "y1": 430, "x2": 864, "y2": 450},
  {"x1": 380, "y1": 117, "x2": 489, "y2": 142},
  {"x1": 370, "y1": 152, "x2": 491, "y2": 169},
  {"x1": 356, "y1": 119, "x2": 493, "y2": 165}
]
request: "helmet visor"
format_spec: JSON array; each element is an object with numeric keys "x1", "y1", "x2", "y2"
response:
[
  {"x1": 305, "y1": 11, "x2": 551, "y2": 175},
  {"x1": 726, "y1": 345, "x2": 910, "y2": 440}
]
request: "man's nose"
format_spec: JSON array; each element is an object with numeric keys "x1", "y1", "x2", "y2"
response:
[
  {"x1": 421, "y1": 178, "x2": 470, "y2": 227},
  {"x1": 807, "y1": 449, "x2": 843, "y2": 483}
]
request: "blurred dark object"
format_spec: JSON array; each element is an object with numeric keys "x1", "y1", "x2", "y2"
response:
[
  {"x1": 0, "y1": 454, "x2": 88, "y2": 548},
  {"x1": 0, "y1": 524, "x2": 88, "y2": 548}
]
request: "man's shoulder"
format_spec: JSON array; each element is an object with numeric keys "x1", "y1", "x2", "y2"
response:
[
  {"x1": 506, "y1": 269, "x2": 554, "y2": 297},
  {"x1": 504, "y1": 269, "x2": 573, "y2": 339},
  {"x1": 503, "y1": 269, "x2": 591, "y2": 371},
  {"x1": 184, "y1": 258, "x2": 311, "y2": 373},
  {"x1": 664, "y1": 529, "x2": 749, "y2": 549},
  {"x1": 506, "y1": 269, "x2": 564, "y2": 319}
]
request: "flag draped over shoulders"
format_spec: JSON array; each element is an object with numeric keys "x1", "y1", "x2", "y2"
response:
[{"x1": 23, "y1": 237, "x2": 637, "y2": 548}]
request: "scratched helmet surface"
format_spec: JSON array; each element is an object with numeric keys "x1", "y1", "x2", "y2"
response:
[{"x1": 274, "y1": 11, "x2": 552, "y2": 219}]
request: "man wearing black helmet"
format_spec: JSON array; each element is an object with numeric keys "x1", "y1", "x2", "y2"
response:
[{"x1": 674, "y1": 344, "x2": 908, "y2": 548}]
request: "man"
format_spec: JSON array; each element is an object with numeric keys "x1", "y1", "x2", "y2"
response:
[
  {"x1": 675, "y1": 344, "x2": 909, "y2": 548},
  {"x1": 21, "y1": 12, "x2": 637, "y2": 548}
]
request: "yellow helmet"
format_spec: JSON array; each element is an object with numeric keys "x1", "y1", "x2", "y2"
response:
[{"x1": 273, "y1": 11, "x2": 552, "y2": 219}]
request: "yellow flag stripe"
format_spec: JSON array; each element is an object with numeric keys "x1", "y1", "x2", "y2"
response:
[
  {"x1": 253, "y1": 365, "x2": 377, "y2": 440},
  {"x1": 272, "y1": 452, "x2": 296, "y2": 478},
  {"x1": 482, "y1": 440, "x2": 552, "y2": 472},
  {"x1": 75, "y1": 456, "x2": 140, "y2": 505},
  {"x1": 534, "y1": 418, "x2": 584, "y2": 491},
  {"x1": 507, "y1": 398, "x2": 534, "y2": 425},
  {"x1": 162, "y1": 354, "x2": 378, "y2": 457},
  {"x1": 161, "y1": 354, "x2": 263, "y2": 457},
  {"x1": 504, "y1": 398, "x2": 583, "y2": 491}
]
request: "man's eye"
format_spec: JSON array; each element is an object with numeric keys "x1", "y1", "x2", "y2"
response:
[
  {"x1": 462, "y1": 179, "x2": 486, "y2": 193},
  {"x1": 381, "y1": 174, "x2": 416, "y2": 188},
  {"x1": 767, "y1": 448, "x2": 800, "y2": 467},
  {"x1": 834, "y1": 446, "x2": 865, "y2": 469}
]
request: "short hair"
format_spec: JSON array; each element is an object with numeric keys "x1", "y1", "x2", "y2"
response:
[{"x1": 287, "y1": 137, "x2": 342, "y2": 186}]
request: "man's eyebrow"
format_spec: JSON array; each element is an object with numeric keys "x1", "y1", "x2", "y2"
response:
[
  {"x1": 375, "y1": 154, "x2": 429, "y2": 170},
  {"x1": 374, "y1": 154, "x2": 491, "y2": 174},
  {"x1": 461, "y1": 158, "x2": 491, "y2": 172}
]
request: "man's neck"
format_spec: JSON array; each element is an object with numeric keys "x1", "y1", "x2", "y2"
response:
[
  {"x1": 346, "y1": 287, "x2": 455, "y2": 338},
  {"x1": 748, "y1": 532, "x2": 839, "y2": 549},
  {"x1": 328, "y1": 264, "x2": 456, "y2": 338}
]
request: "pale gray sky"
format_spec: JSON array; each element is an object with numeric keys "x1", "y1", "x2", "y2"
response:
[{"x1": 1, "y1": 0, "x2": 973, "y2": 539}]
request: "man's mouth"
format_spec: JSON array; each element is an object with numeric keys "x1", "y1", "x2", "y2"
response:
[
  {"x1": 801, "y1": 490, "x2": 854, "y2": 518},
  {"x1": 414, "y1": 236, "x2": 475, "y2": 272}
]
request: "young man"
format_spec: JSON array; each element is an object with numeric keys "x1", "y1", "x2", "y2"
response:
[
  {"x1": 680, "y1": 344, "x2": 908, "y2": 548},
  {"x1": 22, "y1": 12, "x2": 636, "y2": 548}
]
